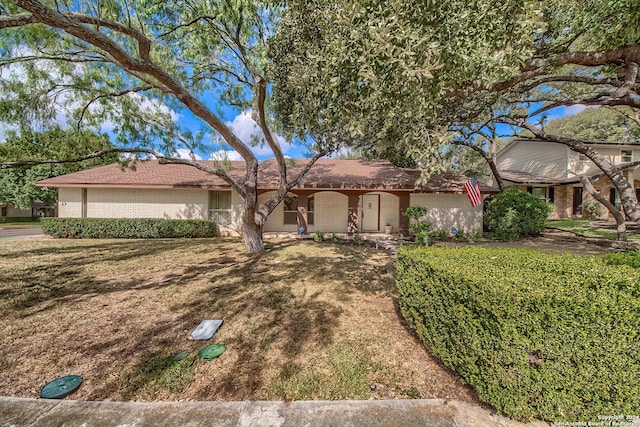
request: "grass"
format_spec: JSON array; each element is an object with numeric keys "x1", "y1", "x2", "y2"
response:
[
  {"x1": 0, "y1": 222, "x2": 42, "y2": 228},
  {"x1": 0, "y1": 237, "x2": 473, "y2": 402},
  {"x1": 546, "y1": 218, "x2": 640, "y2": 240}
]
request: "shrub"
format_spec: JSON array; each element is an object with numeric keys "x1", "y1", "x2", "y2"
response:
[
  {"x1": 484, "y1": 187, "x2": 552, "y2": 240},
  {"x1": 435, "y1": 230, "x2": 449, "y2": 241},
  {"x1": 404, "y1": 205, "x2": 433, "y2": 245},
  {"x1": 396, "y1": 246, "x2": 640, "y2": 422},
  {"x1": 581, "y1": 200, "x2": 604, "y2": 220},
  {"x1": 40, "y1": 218, "x2": 216, "y2": 238},
  {"x1": 602, "y1": 249, "x2": 640, "y2": 270},
  {"x1": 313, "y1": 231, "x2": 324, "y2": 242}
]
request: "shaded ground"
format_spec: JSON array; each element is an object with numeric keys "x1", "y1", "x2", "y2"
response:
[{"x1": 0, "y1": 238, "x2": 476, "y2": 403}]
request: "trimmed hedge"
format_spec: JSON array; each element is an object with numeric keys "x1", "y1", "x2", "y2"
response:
[
  {"x1": 602, "y1": 249, "x2": 640, "y2": 269},
  {"x1": 396, "y1": 246, "x2": 640, "y2": 422},
  {"x1": 1, "y1": 216, "x2": 40, "y2": 223},
  {"x1": 40, "y1": 217, "x2": 216, "y2": 238}
]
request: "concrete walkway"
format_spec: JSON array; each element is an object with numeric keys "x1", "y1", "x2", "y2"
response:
[{"x1": 0, "y1": 397, "x2": 552, "y2": 427}]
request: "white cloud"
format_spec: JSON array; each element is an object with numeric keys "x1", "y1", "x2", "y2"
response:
[
  {"x1": 210, "y1": 150, "x2": 244, "y2": 161},
  {"x1": 225, "y1": 110, "x2": 293, "y2": 156},
  {"x1": 563, "y1": 105, "x2": 587, "y2": 117},
  {"x1": 175, "y1": 149, "x2": 203, "y2": 160}
]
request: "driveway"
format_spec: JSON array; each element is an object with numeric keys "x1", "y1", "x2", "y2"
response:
[{"x1": 0, "y1": 226, "x2": 45, "y2": 239}]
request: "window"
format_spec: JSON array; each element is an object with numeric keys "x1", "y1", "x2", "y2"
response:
[
  {"x1": 209, "y1": 191, "x2": 232, "y2": 225},
  {"x1": 528, "y1": 186, "x2": 553, "y2": 203},
  {"x1": 283, "y1": 194, "x2": 315, "y2": 225},
  {"x1": 283, "y1": 194, "x2": 298, "y2": 225},
  {"x1": 621, "y1": 149, "x2": 633, "y2": 163},
  {"x1": 610, "y1": 188, "x2": 621, "y2": 210}
]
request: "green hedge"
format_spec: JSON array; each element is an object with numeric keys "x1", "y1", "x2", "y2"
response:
[
  {"x1": 396, "y1": 246, "x2": 640, "y2": 422},
  {"x1": 602, "y1": 249, "x2": 640, "y2": 269},
  {"x1": 40, "y1": 217, "x2": 216, "y2": 238},
  {"x1": 1, "y1": 216, "x2": 40, "y2": 223}
]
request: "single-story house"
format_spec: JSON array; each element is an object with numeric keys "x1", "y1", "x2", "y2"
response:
[{"x1": 37, "y1": 159, "x2": 496, "y2": 235}]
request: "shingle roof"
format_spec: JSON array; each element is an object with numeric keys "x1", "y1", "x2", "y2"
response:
[
  {"x1": 37, "y1": 158, "x2": 498, "y2": 193},
  {"x1": 501, "y1": 160, "x2": 640, "y2": 185}
]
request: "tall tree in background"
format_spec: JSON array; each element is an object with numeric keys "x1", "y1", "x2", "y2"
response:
[
  {"x1": 544, "y1": 107, "x2": 640, "y2": 143},
  {"x1": 0, "y1": 128, "x2": 118, "y2": 210},
  {"x1": 270, "y1": 0, "x2": 640, "y2": 219},
  {"x1": 0, "y1": 0, "x2": 335, "y2": 253}
]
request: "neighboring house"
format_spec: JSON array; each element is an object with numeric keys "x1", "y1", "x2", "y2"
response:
[
  {"x1": 496, "y1": 139, "x2": 640, "y2": 218},
  {"x1": 37, "y1": 159, "x2": 496, "y2": 235},
  {"x1": 0, "y1": 201, "x2": 55, "y2": 218}
]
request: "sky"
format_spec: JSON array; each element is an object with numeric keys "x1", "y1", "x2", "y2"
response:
[{"x1": 0, "y1": 49, "x2": 589, "y2": 161}]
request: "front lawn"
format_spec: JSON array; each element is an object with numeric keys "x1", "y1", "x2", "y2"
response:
[
  {"x1": 0, "y1": 238, "x2": 472, "y2": 402},
  {"x1": 546, "y1": 218, "x2": 640, "y2": 240}
]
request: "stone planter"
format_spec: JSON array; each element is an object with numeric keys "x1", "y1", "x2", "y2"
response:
[{"x1": 384, "y1": 225, "x2": 393, "y2": 235}]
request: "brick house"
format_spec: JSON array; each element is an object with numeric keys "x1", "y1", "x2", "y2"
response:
[
  {"x1": 496, "y1": 139, "x2": 640, "y2": 218},
  {"x1": 37, "y1": 159, "x2": 496, "y2": 235}
]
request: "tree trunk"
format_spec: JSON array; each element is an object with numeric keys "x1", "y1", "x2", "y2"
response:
[
  {"x1": 580, "y1": 176, "x2": 627, "y2": 241},
  {"x1": 241, "y1": 219, "x2": 265, "y2": 253}
]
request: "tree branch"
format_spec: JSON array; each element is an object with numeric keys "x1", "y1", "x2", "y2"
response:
[
  {"x1": 0, "y1": 12, "x2": 37, "y2": 28},
  {"x1": 68, "y1": 12, "x2": 151, "y2": 62}
]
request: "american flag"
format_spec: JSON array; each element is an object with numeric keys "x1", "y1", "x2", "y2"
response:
[{"x1": 464, "y1": 177, "x2": 482, "y2": 207}]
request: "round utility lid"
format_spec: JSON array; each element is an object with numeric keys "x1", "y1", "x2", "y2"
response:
[
  {"x1": 40, "y1": 375, "x2": 83, "y2": 399},
  {"x1": 198, "y1": 344, "x2": 226, "y2": 360},
  {"x1": 172, "y1": 351, "x2": 190, "y2": 361}
]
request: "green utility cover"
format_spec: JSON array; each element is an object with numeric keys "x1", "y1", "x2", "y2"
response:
[
  {"x1": 198, "y1": 344, "x2": 226, "y2": 360},
  {"x1": 172, "y1": 351, "x2": 190, "y2": 361},
  {"x1": 40, "y1": 375, "x2": 83, "y2": 399}
]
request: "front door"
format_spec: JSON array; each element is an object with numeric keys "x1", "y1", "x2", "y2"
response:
[
  {"x1": 362, "y1": 194, "x2": 380, "y2": 231},
  {"x1": 573, "y1": 187, "x2": 583, "y2": 215}
]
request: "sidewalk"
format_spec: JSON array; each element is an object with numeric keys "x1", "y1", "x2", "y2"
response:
[{"x1": 0, "y1": 397, "x2": 551, "y2": 427}]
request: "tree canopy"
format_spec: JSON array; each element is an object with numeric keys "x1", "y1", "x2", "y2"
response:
[
  {"x1": 0, "y1": 127, "x2": 117, "y2": 210},
  {"x1": 0, "y1": 0, "x2": 335, "y2": 252},
  {"x1": 270, "y1": 0, "x2": 640, "y2": 218},
  {"x1": 544, "y1": 107, "x2": 640, "y2": 143}
]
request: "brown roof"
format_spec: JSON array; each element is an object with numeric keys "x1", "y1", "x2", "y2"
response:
[{"x1": 37, "y1": 159, "x2": 497, "y2": 193}]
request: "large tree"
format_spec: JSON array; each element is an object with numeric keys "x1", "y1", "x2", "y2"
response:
[
  {"x1": 0, "y1": 127, "x2": 117, "y2": 210},
  {"x1": 271, "y1": 0, "x2": 640, "y2": 219},
  {"x1": 0, "y1": 0, "x2": 335, "y2": 253}
]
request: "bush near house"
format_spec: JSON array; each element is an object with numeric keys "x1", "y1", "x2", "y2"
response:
[
  {"x1": 41, "y1": 218, "x2": 216, "y2": 238},
  {"x1": 484, "y1": 187, "x2": 552, "y2": 240},
  {"x1": 396, "y1": 246, "x2": 640, "y2": 422}
]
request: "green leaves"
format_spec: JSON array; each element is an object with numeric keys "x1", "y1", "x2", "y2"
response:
[
  {"x1": 397, "y1": 246, "x2": 640, "y2": 421},
  {"x1": 0, "y1": 128, "x2": 117, "y2": 210}
]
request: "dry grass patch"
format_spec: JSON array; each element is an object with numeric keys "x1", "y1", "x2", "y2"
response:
[{"x1": 0, "y1": 237, "x2": 474, "y2": 402}]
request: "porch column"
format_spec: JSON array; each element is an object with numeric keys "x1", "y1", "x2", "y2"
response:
[
  {"x1": 398, "y1": 193, "x2": 410, "y2": 236},
  {"x1": 296, "y1": 193, "x2": 308, "y2": 234},
  {"x1": 347, "y1": 194, "x2": 360, "y2": 235}
]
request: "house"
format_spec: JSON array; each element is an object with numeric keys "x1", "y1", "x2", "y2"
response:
[
  {"x1": 496, "y1": 139, "x2": 640, "y2": 217},
  {"x1": 1, "y1": 201, "x2": 55, "y2": 219},
  {"x1": 37, "y1": 159, "x2": 496, "y2": 235}
]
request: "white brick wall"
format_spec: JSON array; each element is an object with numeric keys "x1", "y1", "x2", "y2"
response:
[
  {"x1": 58, "y1": 187, "x2": 83, "y2": 217},
  {"x1": 56, "y1": 187, "x2": 209, "y2": 219},
  {"x1": 410, "y1": 194, "x2": 483, "y2": 233}
]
